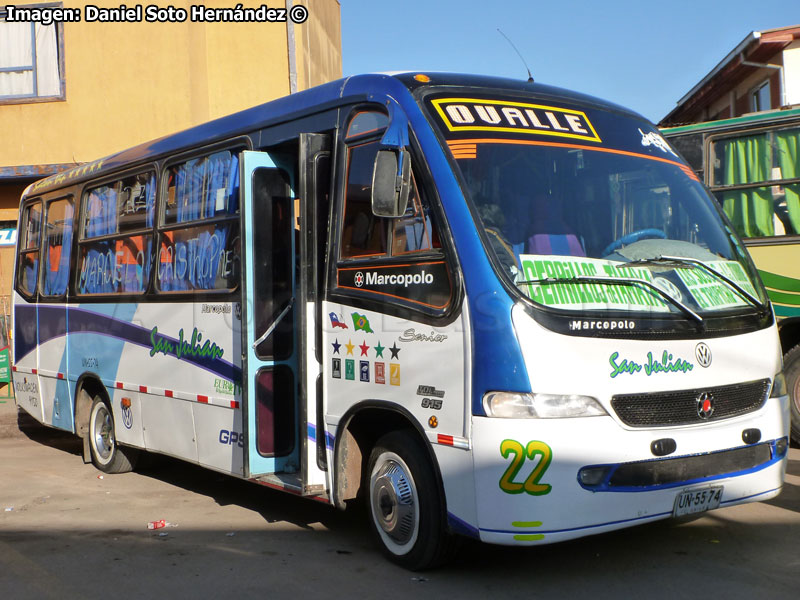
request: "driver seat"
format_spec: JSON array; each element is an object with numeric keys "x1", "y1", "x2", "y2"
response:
[{"x1": 528, "y1": 233, "x2": 586, "y2": 257}]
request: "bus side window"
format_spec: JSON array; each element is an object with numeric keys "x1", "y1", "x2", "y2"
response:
[
  {"x1": 157, "y1": 151, "x2": 240, "y2": 293},
  {"x1": 78, "y1": 173, "x2": 155, "y2": 295},
  {"x1": 391, "y1": 173, "x2": 438, "y2": 255},
  {"x1": 340, "y1": 140, "x2": 438, "y2": 259},
  {"x1": 710, "y1": 127, "x2": 800, "y2": 238},
  {"x1": 336, "y1": 111, "x2": 450, "y2": 314},
  {"x1": 341, "y1": 141, "x2": 388, "y2": 259},
  {"x1": 16, "y1": 201, "x2": 42, "y2": 297},
  {"x1": 42, "y1": 198, "x2": 74, "y2": 297}
]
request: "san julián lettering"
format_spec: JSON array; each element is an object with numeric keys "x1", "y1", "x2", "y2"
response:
[
  {"x1": 149, "y1": 326, "x2": 224, "y2": 361},
  {"x1": 609, "y1": 350, "x2": 693, "y2": 378}
]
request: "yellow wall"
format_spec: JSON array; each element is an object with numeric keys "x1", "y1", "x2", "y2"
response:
[
  {"x1": 294, "y1": 0, "x2": 343, "y2": 91},
  {"x1": 0, "y1": 0, "x2": 341, "y2": 308},
  {"x1": 0, "y1": 0, "x2": 342, "y2": 168}
]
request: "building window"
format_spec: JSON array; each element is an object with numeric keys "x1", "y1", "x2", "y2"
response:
[
  {"x1": 752, "y1": 81, "x2": 771, "y2": 112},
  {"x1": 0, "y1": 3, "x2": 65, "y2": 102}
]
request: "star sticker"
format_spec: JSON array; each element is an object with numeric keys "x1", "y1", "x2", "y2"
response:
[
  {"x1": 359, "y1": 340, "x2": 370, "y2": 356},
  {"x1": 331, "y1": 339, "x2": 341, "y2": 354},
  {"x1": 374, "y1": 341, "x2": 385, "y2": 358},
  {"x1": 389, "y1": 342, "x2": 401, "y2": 360},
  {"x1": 345, "y1": 339, "x2": 355, "y2": 356}
]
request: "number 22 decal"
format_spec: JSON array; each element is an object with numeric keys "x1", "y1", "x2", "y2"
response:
[{"x1": 499, "y1": 439, "x2": 553, "y2": 495}]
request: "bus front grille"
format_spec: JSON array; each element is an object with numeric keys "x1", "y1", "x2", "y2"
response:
[{"x1": 611, "y1": 378, "x2": 770, "y2": 427}]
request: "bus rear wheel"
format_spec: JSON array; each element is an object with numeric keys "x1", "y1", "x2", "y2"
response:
[
  {"x1": 366, "y1": 431, "x2": 454, "y2": 570},
  {"x1": 88, "y1": 396, "x2": 138, "y2": 474}
]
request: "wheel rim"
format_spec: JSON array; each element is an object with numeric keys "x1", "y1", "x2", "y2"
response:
[
  {"x1": 370, "y1": 452, "x2": 419, "y2": 554},
  {"x1": 91, "y1": 403, "x2": 114, "y2": 463}
]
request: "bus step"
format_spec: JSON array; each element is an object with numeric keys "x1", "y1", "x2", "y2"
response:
[{"x1": 253, "y1": 473, "x2": 328, "y2": 498}]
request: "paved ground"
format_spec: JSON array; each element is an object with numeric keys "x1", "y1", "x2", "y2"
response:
[{"x1": 2, "y1": 398, "x2": 800, "y2": 599}]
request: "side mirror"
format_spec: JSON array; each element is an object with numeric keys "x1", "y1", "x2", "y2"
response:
[{"x1": 371, "y1": 150, "x2": 411, "y2": 218}]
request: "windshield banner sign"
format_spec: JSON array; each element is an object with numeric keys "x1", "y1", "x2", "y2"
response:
[
  {"x1": 430, "y1": 98, "x2": 602, "y2": 143},
  {"x1": 518, "y1": 255, "x2": 669, "y2": 312},
  {"x1": 674, "y1": 261, "x2": 758, "y2": 310}
]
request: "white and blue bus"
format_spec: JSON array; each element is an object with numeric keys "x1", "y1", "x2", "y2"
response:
[{"x1": 12, "y1": 73, "x2": 790, "y2": 569}]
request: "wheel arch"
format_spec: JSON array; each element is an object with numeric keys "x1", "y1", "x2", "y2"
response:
[
  {"x1": 778, "y1": 317, "x2": 800, "y2": 355},
  {"x1": 73, "y1": 373, "x2": 108, "y2": 461},
  {"x1": 333, "y1": 401, "x2": 445, "y2": 512}
]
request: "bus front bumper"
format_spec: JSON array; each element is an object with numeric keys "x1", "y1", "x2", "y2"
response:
[{"x1": 468, "y1": 397, "x2": 789, "y2": 546}]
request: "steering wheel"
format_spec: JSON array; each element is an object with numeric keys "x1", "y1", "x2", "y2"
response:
[{"x1": 602, "y1": 228, "x2": 667, "y2": 257}]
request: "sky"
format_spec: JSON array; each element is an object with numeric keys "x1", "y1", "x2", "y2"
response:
[{"x1": 340, "y1": 0, "x2": 800, "y2": 123}]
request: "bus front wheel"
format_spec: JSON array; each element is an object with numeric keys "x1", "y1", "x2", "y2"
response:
[
  {"x1": 784, "y1": 345, "x2": 800, "y2": 446},
  {"x1": 88, "y1": 396, "x2": 138, "y2": 474},
  {"x1": 366, "y1": 431, "x2": 454, "y2": 570}
]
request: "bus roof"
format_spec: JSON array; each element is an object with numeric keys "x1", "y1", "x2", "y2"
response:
[
  {"x1": 24, "y1": 72, "x2": 643, "y2": 198},
  {"x1": 661, "y1": 105, "x2": 800, "y2": 135}
]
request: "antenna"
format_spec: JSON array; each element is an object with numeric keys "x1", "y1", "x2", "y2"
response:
[{"x1": 497, "y1": 28, "x2": 534, "y2": 82}]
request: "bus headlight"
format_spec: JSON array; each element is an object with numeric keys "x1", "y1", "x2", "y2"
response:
[
  {"x1": 770, "y1": 372, "x2": 787, "y2": 398},
  {"x1": 483, "y1": 392, "x2": 608, "y2": 418}
]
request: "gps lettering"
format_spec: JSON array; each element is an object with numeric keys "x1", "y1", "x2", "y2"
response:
[{"x1": 219, "y1": 429, "x2": 244, "y2": 447}]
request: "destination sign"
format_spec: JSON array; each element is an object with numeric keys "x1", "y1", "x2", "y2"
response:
[{"x1": 430, "y1": 98, "x2": 601, "y2": 143}]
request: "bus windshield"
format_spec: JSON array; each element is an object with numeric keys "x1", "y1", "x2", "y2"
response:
[{"x1": 424, "y1": 93, "x2": 768, "y2": 316}]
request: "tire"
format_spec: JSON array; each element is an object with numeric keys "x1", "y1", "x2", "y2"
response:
[
  {"x1": 366, "y1": 430, "x2": 454, "y2": 570},
  {"x1": 88, "y1": 395, "x2": 138, "y2": 474},
  {"x1": 784, "y1": 345, "x2": 800, "y2": 446}
]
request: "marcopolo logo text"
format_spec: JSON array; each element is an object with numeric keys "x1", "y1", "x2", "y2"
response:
[
  {"x1": 365, "y1": 270, "x2": 434, "y2": 288},
  {"x1": 570, "y1": 320, "x2": 635, "y2": 331}
]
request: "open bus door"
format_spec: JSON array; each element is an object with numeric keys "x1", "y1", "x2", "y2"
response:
[
  {"x1": 241, "y1": 150, "x2": 300, "y2": 481},
  {"x1": 240, "y1": 136, "x2": 331, "y2": 493}
]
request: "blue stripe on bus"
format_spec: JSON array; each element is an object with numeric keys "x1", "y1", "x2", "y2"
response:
[
  {"x1": 307, "y1": 423, "x2": 335, "y2": 450},
  {"x1": 447, "y1": 512, "x2": 481, "y2": 539},
  {"x1": 15, "y1": 304, "x2": 242, "y2": 382}
]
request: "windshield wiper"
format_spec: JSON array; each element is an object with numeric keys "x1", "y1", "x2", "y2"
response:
[
  {"x1": 518, "y1": 275, "x2": 704, "y2": 328},
  {"x1": 621, "y1": 255, "x2": 769, "y2": 313}
]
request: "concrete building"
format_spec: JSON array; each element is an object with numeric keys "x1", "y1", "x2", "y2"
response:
[
  {"x1": 0, "y1": 0, "x2": 342, "y2": 311},
  {"x1": 660, "y1": 24, "x2": 800, "y2": 126}
]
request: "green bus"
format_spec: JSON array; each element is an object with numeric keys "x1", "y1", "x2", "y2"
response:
[{"x1": 662, "y1": 107, "x2": 800, "y2": 443}]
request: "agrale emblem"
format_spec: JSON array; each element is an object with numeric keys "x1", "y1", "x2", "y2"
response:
[{"x1": 697, "y1": 392, "x2": 714, "y2": 419}]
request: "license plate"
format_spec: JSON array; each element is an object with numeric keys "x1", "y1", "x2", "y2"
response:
[{"x1": 673, "y1": 486, "x2": 723, "y2": 517}]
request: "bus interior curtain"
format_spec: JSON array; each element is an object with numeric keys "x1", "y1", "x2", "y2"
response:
[
  {"x1": 721, "y1": 135, "x2": 773, "y2": 237},
  {"x1": 45, "y1": 202, "x2": 74, "y2": 295},
  {"x1": 776, "y1": 130, "x2": 800, "y2": 234},
  {"x1": 146, "y1": 174, "x2": 156, "y2": 228},
  {"x1": 160, "y1": 154, "x2": 238, "y2": 291}
]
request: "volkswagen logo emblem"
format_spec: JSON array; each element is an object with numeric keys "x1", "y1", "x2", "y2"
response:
[
  {"x1": 354, "y1": 271, "x2": 364, "y2": 288},
  {"x1": 653, "y1": 277, "x2": 682, "y2": 301},
  {"x1": 695, "y1": 342, "x2": 712, "y2": 368},
  {"x1": 697, "y1": 392, "x2": 714, "y2": 419}
]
